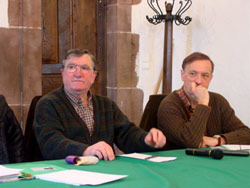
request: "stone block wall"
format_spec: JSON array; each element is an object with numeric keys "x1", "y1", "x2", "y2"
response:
[
  {"x1": 107, "y1": 0, "x2": 143, "y2": 126},
  {"x1": 0, "y1": 0, "x2": 144, "y2": 130},
  {"x1": 0, "y1": 0, "x2": 42, "y2": 130}
]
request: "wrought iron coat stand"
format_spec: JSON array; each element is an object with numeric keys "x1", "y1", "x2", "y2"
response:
[{"x1": 146, "y1": 0, "x2": 192, "y2": 94}]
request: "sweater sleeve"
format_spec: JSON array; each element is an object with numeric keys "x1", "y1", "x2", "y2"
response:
[
  {"x1": 157, "y1": 93, "x2": 211, "y2": 148},
  {"x1": 216, "y1": 94, "x2": 250, "y2": 144},
  {"x1": 34, "y1": 96, "x2": 88, "y2": 160},
  {"x1": 111, "y1": 102, "x2": 153, "y2": 153},
  {"x1": 6, "y1": 106, "x2": 25, "y2": 163}
]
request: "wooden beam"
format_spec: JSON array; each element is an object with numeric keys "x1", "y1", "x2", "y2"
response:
[
  {"x1": 96, "y1": 0, "x2": 107, "y2": 96},
  {"x1": 163, "y1": 3, "x2": 173, "y2": 94}
]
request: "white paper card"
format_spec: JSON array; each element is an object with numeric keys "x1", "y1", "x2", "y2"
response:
[
  {"x1": 0, "y1": 165, "x2": 22, "y2": 177},
  {"x1": 147, "y1": 156, "x2": 177, "y2": 162},
  {"x1": 119, "y1": 153, "x2": 177, "y2": 162},
  {"x1": 35, "y1": 169, "x2": 127, "y2": 186},
  {"x1": 31, "y1": 167, "x2": 57, "y2": 172},
  {"x1": 220, "y1": 144, "x2": 250, "y2": 150}
]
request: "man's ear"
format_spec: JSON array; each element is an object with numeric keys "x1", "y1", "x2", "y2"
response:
[
  {"x1": 181, "y1": 69, "x2": 184, "y2": 81},
  {"x1": 94, "y1": 71, "x2": 98, "y2": 78},
  {"x1": 91, "y1": 71, "x2": 98, "y2": 82}
]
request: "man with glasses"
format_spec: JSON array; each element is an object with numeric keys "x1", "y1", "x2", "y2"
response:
[
  {"x1": 158, "y1": 52, "x2": 250, "y2": 149},
  {"x1": 34, "y1": 49, "x2": 166, "y2": 160}
]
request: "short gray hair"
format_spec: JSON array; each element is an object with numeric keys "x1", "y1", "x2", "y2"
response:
[{"x1": 62, "y1": 49, "x2": 96, "y2": 70}]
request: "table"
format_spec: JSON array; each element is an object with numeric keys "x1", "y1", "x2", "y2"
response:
[{"x1": 2, "y1": 149, "x2": 250, "y2": 188}]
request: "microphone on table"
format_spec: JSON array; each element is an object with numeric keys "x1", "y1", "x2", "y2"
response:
[{"x1": 185, "y1": 148, "x2": 224, "y2": 160}]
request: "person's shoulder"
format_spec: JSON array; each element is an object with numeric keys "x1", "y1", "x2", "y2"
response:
[
  {"x1": 158, "y1": 92, "x2": 181, "y2": 112},
  {"x1": 0, "y1": 95, "x2": 8, "y2": 115},
  {"x1": 92, "y1": 94, "x2": 117, "y2": 107},
  {"x1": 161, "y1": 91, "x2": 180, "y2": 104},
  {"x1": 209, "y1": 91, "x2": 230, "y2": 106},
  {"x1": 38, "y1": 88, "x2": 63, "y2": 105},
  {"x1": 92, "y1": 94, "x2": 115, "y2": 104},
  {"x1": 0, "y1": 94, "x2": 6, "y2": 104},
  {"x1": 0, "y1": 94, "x2": 9, "y2": 109},
  {"x1": 92, "y1": 94, "x2": 122, "y2": 112},
  {"x1": 209, "y1": 91, "x2": 227, "y2": 101},
  {"x1": 0, "y1": 94, "x2": 5, "y2": 100}
]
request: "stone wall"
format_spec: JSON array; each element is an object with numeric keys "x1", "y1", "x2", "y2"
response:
[
  {"x1": 0, "y1": 0, "x2": 144, "y2": 131},
  {"x1": 0, "y1": 0, "x2": 42, "y2": 130},
  {"x1": 106, "y1": 0, "x2": 143, "y2": 126}
]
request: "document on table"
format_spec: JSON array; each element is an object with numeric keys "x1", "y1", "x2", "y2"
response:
[
  {"x1": 119, "y1": 153, "x2": 177, "y2": 162},
  {"x1": 213, "y1": 145, "x2": 250, "y2": 151},
  {"x1": 0, "y1": 165, "x2": 22, "y2": 178},
  {"x1": 35, "y1": 169, "x2": 127, "y2": 186}
]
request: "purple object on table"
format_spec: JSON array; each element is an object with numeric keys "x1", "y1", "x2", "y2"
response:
[{"x1": 65, "y1": 155, "x2": 80, "y2": 164}]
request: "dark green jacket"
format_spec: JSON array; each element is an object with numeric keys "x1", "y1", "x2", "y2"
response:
[{"x1": 34, "y1": 87, "x2": 152, "y2": 160}]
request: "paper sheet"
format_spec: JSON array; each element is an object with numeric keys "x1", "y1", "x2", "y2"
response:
[
  {"x1": 214, "y1": 145, "x2": 250, "y2": 151},
  {"x1": 0, "y1": 165, "x2": 22, "y2": 178},
  {"x1": 35, "y1": 169, "x2": 127, "y2": 186},
  {"x1": 119, "y1": 153, "x2": 177, "y2": 162}
]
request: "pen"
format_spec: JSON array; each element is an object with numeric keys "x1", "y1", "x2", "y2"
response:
[{"x1": 20, "y1": 172, "x2": 33, "y2": 178}]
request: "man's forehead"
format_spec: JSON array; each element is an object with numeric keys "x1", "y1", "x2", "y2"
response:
[
  {"x1": 66, "y1": 54, "x2": 91, "y2": 63},
  {"x1": 185, "y1": 60, "x2": 212, "y2": 71}
]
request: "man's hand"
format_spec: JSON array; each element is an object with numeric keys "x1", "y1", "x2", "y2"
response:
[
  {"x1": 199, "y1": 136, "x2": 226, "y2": 147},
  {"x1": 144, "y1": 128, "x2": 166, "y2": 148},
  {"x1": 83, "y1": 141, "x2": 115, "y2": 161},
  {"x1": 191, "y1": 82, "x2": 209, "y2": 106}
]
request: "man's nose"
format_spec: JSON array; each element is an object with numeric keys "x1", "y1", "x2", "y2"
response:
[
  {"x1": 195, "y1": 74, "x2": 202, "y2": 85},
  {"x1": 74, "y1": 66, "x2": 83, "y2": 75}
]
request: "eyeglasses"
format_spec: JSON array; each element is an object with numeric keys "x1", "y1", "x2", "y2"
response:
[
  {"x1": 65, "y1": 64, "x2": 93, "y2": 73},
  {"x1": 187, "y1": 70, "x2": 211, "y2": 80}
]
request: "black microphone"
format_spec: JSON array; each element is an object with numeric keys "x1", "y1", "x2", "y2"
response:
[{"x1": 185, "y1": 148, "x2": 224, "y2": 159}]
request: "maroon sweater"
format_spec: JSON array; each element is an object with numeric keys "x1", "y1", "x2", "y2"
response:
[{"x1": 157, "y1": 91, "x2": 250, "y2": 149}]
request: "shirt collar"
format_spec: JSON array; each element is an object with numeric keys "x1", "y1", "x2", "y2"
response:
[
  {"x1": 64, "y1": 88, "x2": 92, "y2": 106},
  {"x1": 176, "y1": 86, "x2": 194, "y2": 114}
]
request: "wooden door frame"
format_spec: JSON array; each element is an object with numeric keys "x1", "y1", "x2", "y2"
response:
[{"x1": 42, "y1": 0, "x2": 107, "y2": 96}]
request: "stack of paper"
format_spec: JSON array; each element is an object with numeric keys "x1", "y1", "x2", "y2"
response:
[
  {"x1": 220, "y1": 145, "x2": 250, "y2": 151},
  {"x1": 0, "y1": 165, "x2": 22, "y2": 182},
  {"x1": 212, "y1": 145, "x2": 250, "y2": 152}
]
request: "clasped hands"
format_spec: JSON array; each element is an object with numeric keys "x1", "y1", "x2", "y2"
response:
[{"x1": 83, "y1": 128, "x2": 166, "y2": 161}]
